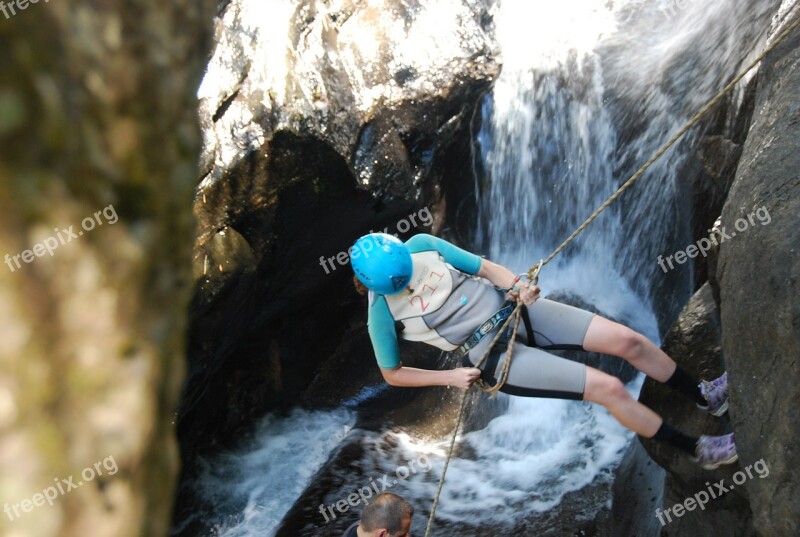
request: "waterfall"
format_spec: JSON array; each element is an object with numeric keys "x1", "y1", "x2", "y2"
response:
[{"x1": 478, "y1": 0, "x2": 779, "y2": 313}]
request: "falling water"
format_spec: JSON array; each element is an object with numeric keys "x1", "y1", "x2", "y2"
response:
[{"x1": 478, "y1": 0, "x2": 779, "y2": 308}]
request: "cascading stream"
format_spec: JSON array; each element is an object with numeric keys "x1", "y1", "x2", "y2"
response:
[{"x1": 479, "y1": 0, "x2": 779, "y2": 307}]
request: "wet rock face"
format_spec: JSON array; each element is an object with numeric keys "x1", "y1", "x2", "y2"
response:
[
  {"x1": 639, "y1": 283, "x2": 754, "y2": 536},
  {"x1": 0, "y1": 1, "x2": 215, "y2": 536},
  {"x1": 716, "y1": 12, "x2": 800, "y2": 537},
  {"x1": 688, "y1": 76, "x2": 758, "y2": 291},
  {"x1": 179, "y1": 0, "x2": 499, "y2": 465}
]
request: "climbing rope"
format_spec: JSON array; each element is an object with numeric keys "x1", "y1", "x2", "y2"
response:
[
  {"x1": 424, "y1": 301, "x2": 522, "y2": 537},
  {"x1": 530, "y1": 14, "x2": 800, "y2": 279},
  {"x1": 424, "y1": 15, "x2": 800, "y2": 536}
]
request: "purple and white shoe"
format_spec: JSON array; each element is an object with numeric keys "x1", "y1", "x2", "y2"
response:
[
  {"x1": 694, "y1": 432, "x2": 738, "y2": 470},
  {"x1": 698, "y1": 371, "x2": 729, "y2": 416}
]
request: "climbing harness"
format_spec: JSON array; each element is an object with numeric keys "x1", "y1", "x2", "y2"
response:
[
  {"x1": 424, "y1": 15, "x2": 800, "y2": 536},
  {"x1": 454, "y1": 302, "x2": 516, "y2": 358}
]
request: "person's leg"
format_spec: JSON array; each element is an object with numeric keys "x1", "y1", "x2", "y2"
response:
[
  {"x1": 525, "y1": 300, "x2": 711, "y2": 407},
  {"x1": 488, "y1": 336, "x2": 662, "y2": 436},
  {"x1": 583, "y1": 366, "x2": 662, "y2": 436},
  {"x1": 487, "y1": 342, "x2": 735, "y2": 467},
  {"x1": 583, "y1": 367, "x2": 719, "y2": 459},
  {"x1": 495, "y1": 345, "x2": 698, "y2": 452},
  {"x1": 582, "y1": 315, "x2": 714, "y2": 408},
  {"x1": 524, "y1": 300, "x2": 675, "y2": 382},
  {"x1": 582, "y1": 315, "x2": 675, "y2": 381}
]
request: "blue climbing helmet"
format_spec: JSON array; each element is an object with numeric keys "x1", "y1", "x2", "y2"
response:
[{"x1": 351, "y1": 233, "x2": 413, "y2": 295}]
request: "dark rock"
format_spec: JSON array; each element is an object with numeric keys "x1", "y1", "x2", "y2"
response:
[
  {"x1": 716, "y1": 10, "x2": 800, "y2": 537},
  {"x1": 594, "y1": 440, "x2": 665, "y2": 537},
  {"x1": 639, "y1": 283, "x2": 754, "y2": 536},
  {"x1": 688, "y1": 75, "x2": 758, "y2": 292}
]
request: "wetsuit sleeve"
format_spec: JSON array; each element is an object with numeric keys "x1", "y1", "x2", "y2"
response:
[
  {"x1": 367, "y1": 294, "x2": 401, "y2": 369},
  {"x1": 405, "y1": 233, "x2": 482, "y2": 275}
]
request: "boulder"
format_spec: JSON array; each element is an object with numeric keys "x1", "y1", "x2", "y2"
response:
[
  {"x1": 716, "y1": 9, "x2": 800, "y2": 536},
  {"x1": 639, "y1": 283, "x2": 754, "y2": 536}
]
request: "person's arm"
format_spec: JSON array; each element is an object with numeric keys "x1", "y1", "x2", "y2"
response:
[
  {"x1": 405, "y1": 234, "x2": 482, "y2": 274},
  {"x1": 407, "y1": 234, "x2": 539, "y2": 304},
  {"x1": 475, "y1": 258, "x2": 518, "y2": 290},
  {"x1": 477, "y1": 258, "x2": 541, "y2": 304},
  {"x1": 369, "y1": 295, "x2": 480, "y2": 389},
  {"x1": 380, "y1": 364, "x2": 480, "y2": 389}
]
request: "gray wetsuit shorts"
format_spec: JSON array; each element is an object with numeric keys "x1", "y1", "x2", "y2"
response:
[{"x1": 463, "y1": 298, "x2": 595, "y2": 400}]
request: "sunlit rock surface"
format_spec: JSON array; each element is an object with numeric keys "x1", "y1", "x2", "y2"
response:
[{"x1": 197, "y1": 0, "x2": 497, "y2": 191}]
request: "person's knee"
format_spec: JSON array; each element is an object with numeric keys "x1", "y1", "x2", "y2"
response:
[
  {"x1": 606, "y1": 376, "x2": 629, "y2": 403},
  {"x1": 586, "y1": 372, "x2": 628, "y2": 405},
  {"x1": 616, "y1": 327, "x2": 646, "y2": 359},
  {"x1": 606, "y1": 375, "x2": 630, "y2": 403}
]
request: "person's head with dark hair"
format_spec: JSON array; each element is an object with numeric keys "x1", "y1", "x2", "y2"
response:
[
  {"x1": 353, "y1": 274, "x2": 369, "y2": 296},
  {"x1": 358, "y1": 492, "x2": 413, "y2": 536}
]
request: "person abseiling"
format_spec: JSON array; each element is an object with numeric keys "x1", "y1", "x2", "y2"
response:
[
  {"x1": 350, "y1": 232, "x2": 736, "y2": 469},
  {"x1": 341, "y1": 492, "x2": 413, "y2": 537}
]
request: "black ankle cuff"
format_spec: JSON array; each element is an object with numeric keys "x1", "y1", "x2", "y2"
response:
[
  {"x1": 649, "y1": 422, "x2": 698, "y2": 456},
  {"x1": 665, "y1": 365, "x2": 706, "y2": 406}
]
